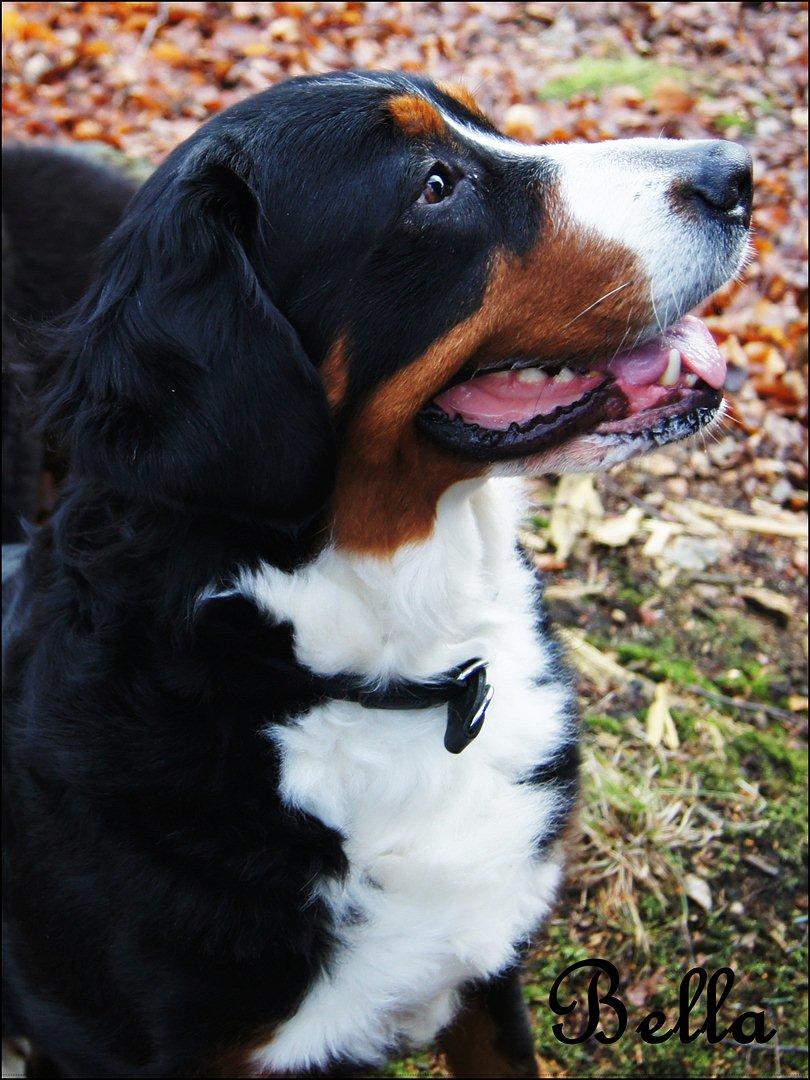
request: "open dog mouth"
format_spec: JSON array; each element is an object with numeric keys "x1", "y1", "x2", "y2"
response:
[{"x1": 416, "y1": 315, "x2": 726, "y2": 460}]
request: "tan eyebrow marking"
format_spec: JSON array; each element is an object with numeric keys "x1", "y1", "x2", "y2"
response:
[
  {"x1": 437, "y1": 82, "x2": 486, "y2": 121},
  {"x1": 387, "y1": 94, "x2": 446, "y2": 139}
]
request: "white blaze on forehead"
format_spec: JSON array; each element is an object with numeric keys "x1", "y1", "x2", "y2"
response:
[{"x1": 441, "y1": 114, "x2": 747, "y2": 326}]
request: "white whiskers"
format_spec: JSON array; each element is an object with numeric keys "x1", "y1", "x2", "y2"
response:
[{"x1": 561, "y1": 280, "x2": 634, "y2": 329}]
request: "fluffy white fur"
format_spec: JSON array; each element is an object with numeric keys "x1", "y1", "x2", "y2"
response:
[{"x1": 234, "y1": 478, "x2": 575, "y2": 1071}]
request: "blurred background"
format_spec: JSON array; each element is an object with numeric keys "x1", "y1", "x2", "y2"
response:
[{"x1": 3, "y1": 3, "x2": 807, "y2": 1076}]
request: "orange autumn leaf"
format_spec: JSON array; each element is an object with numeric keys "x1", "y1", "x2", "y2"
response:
[
  {"x1": 150, "y1": 41, "x2": 187, "y2": 65},
  {"x1": 240, "y1": 42, "x2": 271, "y2": 58},
  {"x1": 71, "y1": 118, "x2": 104, "y2": 140},
  {"x1": 19, "y1": 21, "x2": 60, "y2": 43},
  {"x1": 2, "y1": 6, "x2": 25, "y2": 37},
  {"x1": 80, "y1": 40, "x2": 112, "y2": 58}
]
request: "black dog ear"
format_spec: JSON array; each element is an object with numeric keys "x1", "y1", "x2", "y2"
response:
[{"x1": 42, "y1": 145, "x2": 335, "y2": 529}]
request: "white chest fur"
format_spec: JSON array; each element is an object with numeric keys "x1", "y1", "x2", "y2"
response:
[{"x1": 239, "y1": 479, "x2": 575, "y2": 1072}]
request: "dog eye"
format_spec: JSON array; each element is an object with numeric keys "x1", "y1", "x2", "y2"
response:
[{"x1": 421, "y1": 166, "x2": 455, "y2": 205}]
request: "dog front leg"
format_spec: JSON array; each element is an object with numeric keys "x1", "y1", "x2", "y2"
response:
[{"x1": 437, "y1": 966, "x2": 539, "y2": 1078}]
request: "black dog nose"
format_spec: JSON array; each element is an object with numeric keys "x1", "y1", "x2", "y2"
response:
[{"x1": 680, "y1": 140, "x2": 753, "y2": 219}]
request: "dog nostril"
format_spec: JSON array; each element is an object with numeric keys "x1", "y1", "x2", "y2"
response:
[{"x1": 681, "y1": 140, "x2": 753, "y2": 218}]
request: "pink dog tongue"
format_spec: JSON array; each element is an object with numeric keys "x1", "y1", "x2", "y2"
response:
[{"x1": 609, "y1": 315, "x2": 726, "y2": 390}]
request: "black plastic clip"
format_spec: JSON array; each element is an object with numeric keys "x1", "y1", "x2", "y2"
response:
[{"x1": 444, "y1": 658, "x2": 494, "y2": 754}]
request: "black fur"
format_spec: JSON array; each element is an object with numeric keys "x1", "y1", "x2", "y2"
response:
[
  {"x1": 479, "y1": 967, "x2": 539, "y2": 1075},
  {"x1": 3, "y1": 73, "x2": 569, "y2": 1076},
  {"x1": 2, "y1": 145, "x2": 136, "y2": 542}
]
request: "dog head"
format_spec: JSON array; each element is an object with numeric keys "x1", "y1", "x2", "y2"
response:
[{"x1": 48, "y1": 72, "x2": 751, "y2": 552}]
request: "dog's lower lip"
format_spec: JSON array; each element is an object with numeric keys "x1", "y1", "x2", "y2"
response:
[{"x1": 416, "y1": 381, "x2": 723, "y2": 460}]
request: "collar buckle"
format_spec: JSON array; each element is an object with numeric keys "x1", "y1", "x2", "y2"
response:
[{"x1": 444, "y1": 658, "x2": 494, "y2": 754}]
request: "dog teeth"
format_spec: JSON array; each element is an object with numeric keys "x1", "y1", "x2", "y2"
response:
[
  {"x1": 684, "y1": 372, "x2": 698, "y2": 387},
  {"x1": 554, "y1": 367, "x2": 576, "y2": 383},
  {"x1": 659, "y1": 349, "x2": 682, "y2": 387},
  {"x1": 516, "y1": 368, "x2": 547, "y2": 384}
]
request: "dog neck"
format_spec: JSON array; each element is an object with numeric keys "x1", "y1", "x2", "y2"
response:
[{"x1": 237, "y1": 477, "x2": 531, "y2": 685}]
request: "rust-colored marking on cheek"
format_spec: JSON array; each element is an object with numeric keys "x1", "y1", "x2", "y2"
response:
[
  {"x1": 331, "y1": 303, "x2": 496, "y2": 554},
  {"x1": 332, "y1": 191, "x2": 652, "y2": 557},
  {"x1": 437, "y1": 81, "x2": 487, "y2": 121},
  {"x1": 456, "y1": 187, "x2": 650, "y2": 369},
  {"x1": 388, "y1": 93, "x2": 446, "y2": 138},
  {"x1": 320, "y1": 336, "x2": 349, "y2": 411}
]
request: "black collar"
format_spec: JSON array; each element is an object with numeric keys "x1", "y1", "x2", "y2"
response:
[
  {"x1": 193, "y1": 594, "x2": 493, "y2": 754},
  {"x1": 312, "y1": 658, "x2": 494, "y2": 754}
]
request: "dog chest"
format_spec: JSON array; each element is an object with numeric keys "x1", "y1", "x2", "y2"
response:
[{"x1": 257, "y1": 658, "x2": 571, "y2": 1070}]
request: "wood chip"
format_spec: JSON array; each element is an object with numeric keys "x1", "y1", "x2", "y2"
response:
[
  {"x1": 743, "y1": 853, "x2": 780, "y2": 877},
  {"x1": 517, "y1": 528, "x2": 547, "y2": 553},
  {"x1": 543, "y1": 580, "x2": 606, "y2": 601},
  {"x1": 662, "y1": 501, "x2": 722, "y2": 537},
  {"x1": 634, "y1": 452, "x2": 680, "y2": 477},
  {"x1": 686, "y1": 499, "x2": 808, "y2": 539},
  {"x1": 740, "y1": 586, "x2": 796, "y2": 621},
  {"x1": 642, "y1": 519, "x2": 682, "y2": 558}
]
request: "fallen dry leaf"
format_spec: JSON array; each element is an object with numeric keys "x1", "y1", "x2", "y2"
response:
[
  {"x1": 646, "y1": 682, "x2": 679, "y2": 750},
  {"x1": 549, "y1": 474, "x2": 603, "y2": 562},
  {"x1": 543, "y1": 580, "x2": 606, "y2": 601},
  {"x1": 683, "y1": 872, "x2": 713, "y2": 912},
  {"x1": 656, "y1": 534, "x2": 733, "y2": 572},
  {"x1": 642, "y1": 519, "x2": 683, "y2": 558},
  {"x1": 587, "y1": 506, "x2": 645, "y2": 548},
  {"x1": 559, "y1": 628, "x2": 640, "y2": 694}
]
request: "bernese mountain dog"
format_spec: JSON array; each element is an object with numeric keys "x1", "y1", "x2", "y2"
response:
[{"x1": 2, "y1": 72, "x2": 752, "y2": 1078}]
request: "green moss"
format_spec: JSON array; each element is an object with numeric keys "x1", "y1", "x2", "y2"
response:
[
  {"x1": 733, "y1": 728, "x2": 807, "y2": 783},
  {"x1": 381, "y1": 1056, "x2": 435, "y2": 1077},
  {"x1": 527, "y1": 923, "x2": 594, "y2": 1074},
  {"x1": 585, "y1": 712, "x2": 625, "y2": 737},
  {"x1": 671, "y1": 708, "x2": 701, "y2": 740},
  {"x1": 527, "y1": 906, "x2": 803, "y2": 1078},
  {"x1": 614, "y1": 639, "x2": 716, "y2": 691},
  {"x1": 529, "y1": 513, "x2": 550, "y2": 530},
  {"x1": 617, "y1": 585, "x2": 649, "y2": 606},
  {"x1": 714, "y1": 111, "x2": 757, "y2": 135},
  {"x1": 536, "y1": 57, "x2": 691, "y2": 101}
]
